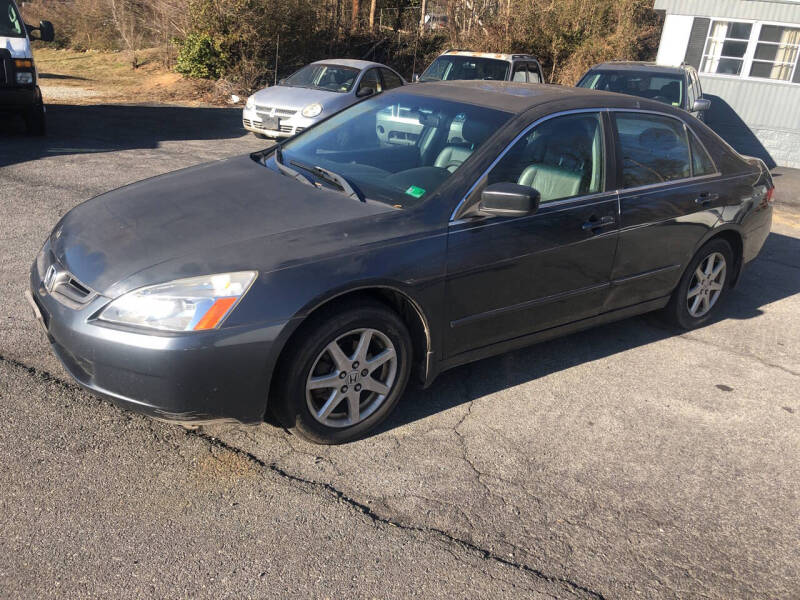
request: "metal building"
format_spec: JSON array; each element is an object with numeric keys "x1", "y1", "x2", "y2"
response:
[{"x1": 654, "y1": 0, "x2": 800, "y2": 168}]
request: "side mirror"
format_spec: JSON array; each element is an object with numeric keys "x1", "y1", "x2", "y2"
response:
[
  {"x1": 479, "y1": 183, "x2": 540, "y2": 218},
  {"x1": 692, "y1": 98, "x2": 711, "y2": 112},
  {"x1": 356, "y1": 87, "x2": 375, "y2": 98},
  {"x1": 28, "y1": 20, "x2": 55, "y2": 42}
]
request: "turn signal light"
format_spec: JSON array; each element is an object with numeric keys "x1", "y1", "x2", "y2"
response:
[
  {"x1": 14, "y1": 59, "x2": 33, "y2": 69},
  {"x1": 193, "y1": 297, "x2": 237, "y2": 330}
]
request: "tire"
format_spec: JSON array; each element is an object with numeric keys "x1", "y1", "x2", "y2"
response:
[
  {"x1": 272, "y1": 301, "x2": 412, "y2": 444},
  {"x1": 664, "y1": 238, "x2": 734, "y2": 330},
  {"x1": 25, "y1": 106, "x2": 46, "y2": 136}
]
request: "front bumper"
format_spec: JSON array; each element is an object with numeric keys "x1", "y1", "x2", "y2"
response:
[
  {"x1": 28, "y1": 261, "x2": 287, "y2": 424},
  {"x1": 242, "y1": 105, "x2": 316, "y2": 138},
  {"x1": 0, "y1": 85, "x2": 40, "y2": 112}
]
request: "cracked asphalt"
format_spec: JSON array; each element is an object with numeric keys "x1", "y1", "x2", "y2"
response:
[{"x1": 1, "y1": 104, "x2": 799, "y2": 599}]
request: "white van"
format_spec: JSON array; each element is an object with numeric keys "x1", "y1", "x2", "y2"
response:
[{"x1": 1, "y1": 0, "x2": 53, "y2": 135}]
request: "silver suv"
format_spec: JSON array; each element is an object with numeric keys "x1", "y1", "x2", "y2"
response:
[{"x1": 418, "y1": 50, "x2": 544, "y2": 84}]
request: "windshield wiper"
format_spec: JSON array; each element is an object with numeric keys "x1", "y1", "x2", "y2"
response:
[
  {"x1": 274, "y1": 147, "x2": 315, "y2": 187},
  {"x1": 290, "y1": 160, "x2": 365, "y2": 202}
]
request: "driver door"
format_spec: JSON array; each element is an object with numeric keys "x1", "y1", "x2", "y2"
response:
[{"x1": 444, "y1": 111, "x2": 620, "y2": 358}]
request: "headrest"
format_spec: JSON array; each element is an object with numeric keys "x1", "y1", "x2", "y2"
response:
[
  {"x1": 639, "y1": 127, "x2": 679, "y2": 151},
  {"x1": 462, "y1": 119, "x2": 491, "y2": 144}
]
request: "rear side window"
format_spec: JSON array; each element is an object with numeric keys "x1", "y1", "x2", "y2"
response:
[
  {"x1": 487, "y1": 112, "x2": 605, "y2": 203},
  {"x1": 512, "y1": 64, "x2": 527, "y2": 82},
  {"x1": 689, "y1": 130, "x2": 716, "y2": 176},
  {"x1": 614, "y1": 113, "x2": 691, "y2": 188},
  {"x1": 380, "y1": 68, "x2": 404, "y2": 90}
]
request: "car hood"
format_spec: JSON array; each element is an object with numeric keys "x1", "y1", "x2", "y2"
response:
[
  {"x1": 50, "y1": 154, "x2": 394, "y2": 296},
  {"x1": 251, "y1": 85, "x2": 351, "y2": 110}
]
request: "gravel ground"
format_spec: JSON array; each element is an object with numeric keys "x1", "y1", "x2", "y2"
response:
[{"x1": 1, "y1": 103, "x2": 798, "y2": 599}]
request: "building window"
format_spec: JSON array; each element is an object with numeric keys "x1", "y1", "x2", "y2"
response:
[
  {"x1": 700, "y1": 19, "x2": 800, "y2": 83},
  {"x1": 702, "y1": 21, "x2": 752, "y2": 76},
  {"x1": 750, "y1": 25, "x2": 800, "y2": 81}
]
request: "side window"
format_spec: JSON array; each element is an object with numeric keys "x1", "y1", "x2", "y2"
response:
[
  {"x1": 512, "y1": 64, "x2": 527, "y2": 82},
  {"x1": 358, "y1": 69, "x2": 382, "y2": 95},
  {"x1": 487, "y1": 113, "x2": 605, "y2": 203},
  {"x1": 692, "y1": 71, "x2": 703, "y2": 98},
  {"x1": 527, "y1": 63, "x2": 542, "y2": 83},
  {"x1": 686, "y1": 74, "x2": 697, "y2": 108},
  {"x1": 380, "y1": 68, "x2": 404, "y2": 90},
  {"x1": 689, "y1": 130, "x2": 716, "y2": 176},
  {"x1": 614, "y1": 112, "x2": 692, "y2": 188}
]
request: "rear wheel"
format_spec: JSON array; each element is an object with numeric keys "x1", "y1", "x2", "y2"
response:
[
  {"x1": 272, "y1": 302, "x2": 412, "y2": 444},
  {"x1": 665, "y1": 239, "x2": 733, "y2": 329}
]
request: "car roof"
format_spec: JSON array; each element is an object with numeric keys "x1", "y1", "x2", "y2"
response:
[
  {"x1": 397, "y1": 80, "x2": 688, "y2": 116},
  {"x1": 588, "y1": 61, "x2": 689, "y2": 75},
  {"x1": 441, "y1": 50, "x2": 538, "y2": 62},
  {"x1": 311, "y1": 58, "x2": 388, "y2": 70}
]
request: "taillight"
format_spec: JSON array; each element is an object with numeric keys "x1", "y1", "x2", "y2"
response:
[{"x1": 765, "y1": 186, "x2": 775, "y2": 204}]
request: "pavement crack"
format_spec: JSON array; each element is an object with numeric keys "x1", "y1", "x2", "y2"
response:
[
  {"x1": 192, "y1": 429, "x2": 606, "y2": 600},
  {"x1": 1, "y1": 352, "x2": 606, "y2": 599}
]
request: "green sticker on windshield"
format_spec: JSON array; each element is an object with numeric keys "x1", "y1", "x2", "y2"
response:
[{"x1": 405, "y1": 185, "x2": 426, "y2": 199}]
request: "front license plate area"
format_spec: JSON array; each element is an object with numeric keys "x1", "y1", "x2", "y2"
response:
[{"x1": 258, "y1": 116, "x2": 279, "y2": 130}]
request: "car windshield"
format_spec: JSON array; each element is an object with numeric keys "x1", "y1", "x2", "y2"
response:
[
  {"x1": 275, "y1": 92, "x2": 512, "y2": 208},
  {"x1": 282, "y1": 64, "x2": 361, "y2": 93},
  {"x1": 1, "y1": 0, "x2": 25, "y2": 37},
  {"x1": 577, "y1": 70, "x2": 685, "y2": 107},
  {"x1": 420, "y1": 56, "x2": 509, "y2": 82}
]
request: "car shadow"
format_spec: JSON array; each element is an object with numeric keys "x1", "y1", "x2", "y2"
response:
[
  {"x1": 0, "y1": 103, "x2": 252, "y2": 167},
  {"x1": 703, "y1": 94, "x2": 776, "y2": 169},
  {"x1": 377, "y1": 230, "x2": 800, "y2": 435}
]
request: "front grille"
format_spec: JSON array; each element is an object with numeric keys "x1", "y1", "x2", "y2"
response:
[
  {"x1": 295, "y1": 127, "x2": 305, "y2": 133},
  {"x1": 279, "y1": 124, "x2": 293, "y2": 133},
  {"x1": 243, "y1": 118, "x2": 252, "y2": 127},
  {"x1": 255, "y1": 105, "x2": 297, "y2": 117},
  {"x1": 42, "y1": 257, "x2": 97, "y2": 309}
]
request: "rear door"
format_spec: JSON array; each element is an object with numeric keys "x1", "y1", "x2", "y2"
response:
[
  {"x1": 605, "y1": 110, "x2": 722, "y2": 310},
  {"x1": 445, "y1": 110, "x2": 619, "y2": 357}
]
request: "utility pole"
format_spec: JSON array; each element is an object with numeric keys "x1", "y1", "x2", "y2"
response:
[{"x1": 419, "y1": 0, "x2": 427, "y2": 33}]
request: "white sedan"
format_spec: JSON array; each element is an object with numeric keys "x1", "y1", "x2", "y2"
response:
[{"x1": 243, "y1": 59, "x2": 406, "y2": 139}]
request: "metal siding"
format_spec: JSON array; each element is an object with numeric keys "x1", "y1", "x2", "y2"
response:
[
  {"x1": 655, "y1": 0, "x2": 800, "y2": 23},
  {"x1": 701, "y1": 76, "x2": 800, "y2": 128}
]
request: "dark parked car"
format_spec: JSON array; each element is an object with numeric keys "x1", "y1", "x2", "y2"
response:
[
  {"x1": 577, "y1": 61, "x2": 710, "y2": 119},
  {"x1": 28, "y1": 82, "x2": 774, "y2": 444}
]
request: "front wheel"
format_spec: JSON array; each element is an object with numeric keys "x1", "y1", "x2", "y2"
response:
[
  {"x1": 25, "y1": 105, "x2": 46, "y2": 136},
  {"x1": 272, "y1": 302, "x2": 412, "y2": 444},
  {"x1": 664, "y1": 238, "x2": 733, "y2": 329}
]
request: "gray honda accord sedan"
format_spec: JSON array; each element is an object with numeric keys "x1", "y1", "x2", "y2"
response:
[{"x1": 28, "y1": 81, "x2": 774, "y2": 444}]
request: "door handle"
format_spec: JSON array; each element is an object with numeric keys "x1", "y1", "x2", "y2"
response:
[
  {"x1": 695, "y1": 192, "x2": 719, "y2": 205},
  {"x1": 582, "y1": 215, "x2": 615, "y2": 232}
]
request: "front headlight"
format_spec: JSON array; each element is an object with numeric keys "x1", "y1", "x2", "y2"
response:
[
  {"x1": 301, "y1": 103, "x2": 323, "y2": 118},
  {"x1": 98, "y1": 271, "x2": 257, "y2": 332},
  {"x1": 16, "y1": 72, "x2": 34, "y2": 85},
  {"x1": 245, "y1": 95, "x2": 256, "y2": 110}
]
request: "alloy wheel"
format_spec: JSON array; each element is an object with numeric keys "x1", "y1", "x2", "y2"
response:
[
  {"x1": 686, "y1": 251, "x2": 727, "y2": 318},
  {"x1": 305, "y1": 328, "x2": 398, "y2": 428}
]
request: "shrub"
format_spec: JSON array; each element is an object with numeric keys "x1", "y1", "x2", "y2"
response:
[{"x1": 174, "y1": 33, "x2": 226, "y2": 79}]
